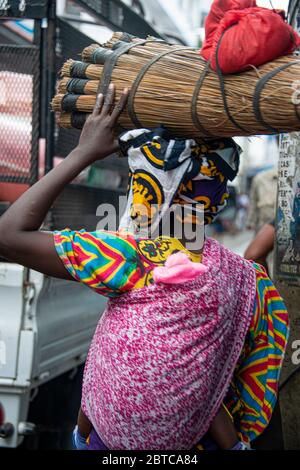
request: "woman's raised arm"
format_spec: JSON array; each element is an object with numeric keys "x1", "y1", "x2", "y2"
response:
[{"x1": 0, "y1": 85, "x2": 128, "y2": 279}]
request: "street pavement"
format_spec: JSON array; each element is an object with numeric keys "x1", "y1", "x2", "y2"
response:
[{"x1": 211, "y1": 229, "x2": 255, "y2": 257}]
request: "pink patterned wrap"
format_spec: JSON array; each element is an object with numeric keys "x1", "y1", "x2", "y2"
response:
[{"x1": 81, "y1": 238, "x2": 257, "y2": 450}]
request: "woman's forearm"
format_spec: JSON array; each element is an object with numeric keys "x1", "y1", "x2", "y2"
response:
[{"x1": 0, "y1": 148, "x2": 91, "y2": 235}]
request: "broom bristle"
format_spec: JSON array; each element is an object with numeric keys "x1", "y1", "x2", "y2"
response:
[
  {"x1": 82, "y1": 44, "x2": 101, "y2": 62},
  {"x1": 60, "y1": 59, "x2": 75, "y2": 77},
  {"x1": 51, "y1": 94, "x2": 64, "y2": 112},
  {"x1": 58, "y1": 113, "x2": 72, "y2": 128},
  {"x1": 58, "y1": 77, "x2": 69, "y2": 94}
]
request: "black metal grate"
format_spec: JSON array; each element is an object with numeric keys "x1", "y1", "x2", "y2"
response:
[
  {"x1": 54, "y1": 18, "x2": 96, "y2": 159},
  {"x1": 75, "y1": 0, "x2": 162, "y2": 38},
  {"x1": 51, "y1": 17, "x2": 135, "y2": 232},
  {"x1": 78, "y1": 0, "x2": 110, "y2": 18},
  {"x1": 50, "y1": 184, "x2": 124, "y2": 231},
  {"x1": 0, "y1": 44, "x2": 40, "y2": 184},
  {"x1": 54, "y1": 18, "x2": 129, "y2": 180},
  {"x1": 0, "y1": 0, "x2": 48, "y2": 19}
]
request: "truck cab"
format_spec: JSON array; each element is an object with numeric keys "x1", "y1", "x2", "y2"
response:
[{"x1": 0, "y1": 193, "x2": 108, "y2": 447}]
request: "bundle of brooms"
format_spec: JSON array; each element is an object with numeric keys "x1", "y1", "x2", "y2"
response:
[{"x1": 51, "y1": 31, "x2": 300, "y2": 139}]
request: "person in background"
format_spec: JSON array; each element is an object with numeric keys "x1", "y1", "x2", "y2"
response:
[
  {"x1": 244, "y1": 220, "x2": 275, "y2": 276},
  {"x1": 247, "y1": 168, "x2": 278, "y2": 233}
]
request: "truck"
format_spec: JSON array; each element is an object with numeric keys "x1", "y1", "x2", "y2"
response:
[
  {"x1": 0, "y1": 252, "x2": 107, "y2": 448},
  {"x1": 0, "y1": 0, "x2": 168, "y2": 449},
  {"x1": 0, "y1": 13, "x2": 109, "y2": 448}
]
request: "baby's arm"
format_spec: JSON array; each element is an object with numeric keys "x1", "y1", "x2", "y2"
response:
[{"x1": 77, "y1": 407, "x2": 92, "y2": 439}]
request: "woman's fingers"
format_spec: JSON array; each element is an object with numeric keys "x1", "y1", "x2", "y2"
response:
[
  {"x1": 102, "y1": 83, "x2": 115, "y2": 116},
  {"x1": 92, "y1": 93, "x2": 104, "y2": 116},
  {"x1": 110, "y1": 88, "x2": 129, "y2": 123},
  {"x1": 97, "y1": 83, "x2": 128, "y2": 124}
]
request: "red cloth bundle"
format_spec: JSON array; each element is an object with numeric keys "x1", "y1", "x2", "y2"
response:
[{"x1": 200, "y1": 0, "x2": 300, "y2": 74}]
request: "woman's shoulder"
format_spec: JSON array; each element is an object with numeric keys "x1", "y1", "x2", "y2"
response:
[{"x1": 56, "y1": 228, "x2": 138, "y2": 247}]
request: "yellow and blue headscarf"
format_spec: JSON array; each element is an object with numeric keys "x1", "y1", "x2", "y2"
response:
[{"x1": 119, "y1": 126, "x2": 241, "y2": 231}]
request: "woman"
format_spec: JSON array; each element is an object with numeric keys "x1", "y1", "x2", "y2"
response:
[{"x1": 0, "y1": 86, "x2": 288, "y2": 450}]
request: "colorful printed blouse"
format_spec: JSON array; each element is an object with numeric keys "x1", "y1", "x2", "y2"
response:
[
  {"x1": 54, "y1": 229, "x2": 202, "y2": 297},
  {"x1": 53, "y1": 229, "x2": 289, "y2": 445}
]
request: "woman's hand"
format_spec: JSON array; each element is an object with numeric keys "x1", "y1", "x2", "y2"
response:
[{"x1": 77, "y1": 84, "x2": 129, "y2": 164}]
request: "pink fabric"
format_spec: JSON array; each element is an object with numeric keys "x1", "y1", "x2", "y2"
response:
[
  {"x1": 81, "y1": 238, "x2": 257, "y2": 450},
  {"x1": 152, "y1": 252, "x2": 208, "y2": 285},
  {"x1": 200, "y1": 0, "x2": 300, "y2": 74}
]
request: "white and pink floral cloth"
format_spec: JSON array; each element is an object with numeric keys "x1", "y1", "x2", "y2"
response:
[{"x1": 81, "y1": 238, "x2": 257, "y2": 450}]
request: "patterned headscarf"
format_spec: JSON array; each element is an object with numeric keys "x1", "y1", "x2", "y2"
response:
[{"x1": 119, "y1": 127, "x2": 241, "y2": 233}]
